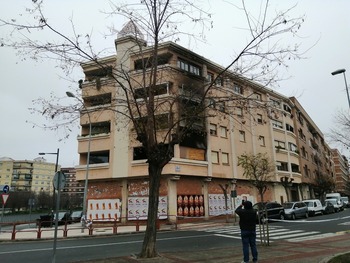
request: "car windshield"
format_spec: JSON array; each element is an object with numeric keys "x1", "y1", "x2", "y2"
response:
[
  {"x1": 327, "y1": 199, "x2": 336, "y2": 204},
  {"x1": 283, "y1": 203, "x2": 294, "y2": 209},
  {"x1": 304, "y1": 202, "x2": 312, "y2": 207},
  {"x1": 252, "y1": 203, "x2": 265, "y2": 210},
  {"x1": 71, "y1": 211, "x2": 82, "y2": 217}
]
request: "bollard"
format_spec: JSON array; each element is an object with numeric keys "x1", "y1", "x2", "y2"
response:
[
  {"x1": 63, "y1": 222, "x2": 68, "y2": 237},
  {"x1": 136, "y1": 217, "x2": 140, "y2": 232},
  {"x1": 11, "y1": 223, "x2": 16, "y2": 240},
  {"x1": 112, "y1": 220, "x2": 118, "y2": 234},
  {"x1": 88, "y1": 225, "x2": 93, "y2": 235}
]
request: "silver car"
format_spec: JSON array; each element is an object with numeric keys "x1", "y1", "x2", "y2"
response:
[{"x1": 283, "y1": 201, "x2": 308, "y2": 220}]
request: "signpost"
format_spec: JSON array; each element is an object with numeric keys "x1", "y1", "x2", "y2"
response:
[
  {"x1": 52, "y1": 171, "x2": 66, "y2": 263},
  {"x1": 0, "y1": 185, "x2": 10, "y2": 233}
]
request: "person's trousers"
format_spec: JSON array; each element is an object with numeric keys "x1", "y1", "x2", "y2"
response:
[{"x1": 241, "y1": 229, "x2": 258, "y2": 262}]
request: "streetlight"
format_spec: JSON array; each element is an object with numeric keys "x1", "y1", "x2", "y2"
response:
[
  {"x1": 66, "y1": 91, "x2": 92, "y2": 231},
  {"x1": 39, "y1": 148, "x2": 60, "y2": 210},
  {"x1": 331, "y1": 68, "x2": 350, "y2": 109},
  {"x1": 39, "y1": 148, "x2": 60, "y2": 263}
]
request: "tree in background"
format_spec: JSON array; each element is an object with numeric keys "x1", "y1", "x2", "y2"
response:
[
  {"x1": 328, "y1": 109, "x2": 350, "y2": 152},
  {"x1": 0, "y1": 0, "x2": 305, "y2": 258},
  {"x1": 313, "y1": 173, "x2": 335, "y2": 202},
  {"x1": 237, "y1": 153, "x2": 275, "y2": 203}
]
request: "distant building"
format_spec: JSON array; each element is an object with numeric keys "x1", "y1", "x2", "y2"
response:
[
  {"x1": 0, "y1": 157, "x2": 57, "y2": 194},
  {"x1": 331, "y1": 149, "x2": 350, "y2": 194},
  {"x1": 60, "y1": 167, "x2": 84, "y2": 209}
]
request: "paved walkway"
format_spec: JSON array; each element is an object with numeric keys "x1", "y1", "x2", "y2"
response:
[{"x1": 0, "y1": 220, "x2": 349, "y2": 263}]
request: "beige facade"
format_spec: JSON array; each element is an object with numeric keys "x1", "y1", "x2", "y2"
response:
[
  {"x1": 331, "y1": 149, "x2": 350, "y2": 194},
  {"x1": 0, "y1": 157, "x2": 56, "y2": 193},
  {"x1": 74, "y1": 23, "x2": 343, "y2": 222}
]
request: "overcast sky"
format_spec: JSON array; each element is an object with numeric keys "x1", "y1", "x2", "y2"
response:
[{"x1": 1, "y1": 0, "x2": 349, "y2": 167}]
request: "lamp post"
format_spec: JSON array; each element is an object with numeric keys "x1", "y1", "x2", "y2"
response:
[
  {"x1": 66, "y1": 91, "x2": 91, "y2": 231},
  {"x1": 331, "y1": 68, "x2": 350, "y2": 109},
  {"x1": 39, "y1": 148, "x2": 60, "y2": 211}
]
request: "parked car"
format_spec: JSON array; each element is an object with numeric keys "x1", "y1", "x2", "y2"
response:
[
  {"x1": 326, "y1": 193, "x2": 344, "y2": 211},
  {"x1": 54, "y1": 211, "x2": 72, "y2": 225},
  {"x1": 341, "y1": 197, "x2": 349, "y2": 208},
  {"x1": 252, "y1": 202, "x2": 285, "y2": 222},
  {"x1": 283, "y1": 201, "x2": 308, "y2": 220},
  {"x1": 71, "y1": 210, "x2": 83, "y2": 223},
  {"x1": 322, "y1": 200, "x2": 335, "y2": 214},
  {"x1": 326, "y1": 199, "x2": 341, "y2": 212},
  {"x1": 303, "y1": 199, "x2": 323, "y2": 216}
]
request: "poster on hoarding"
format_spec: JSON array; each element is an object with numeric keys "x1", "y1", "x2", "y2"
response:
[
  {"x1": 127, "y1": 196, "x2": 168, "y2": 220},
  {"x1": 208, "y1": 194, "x2": 232, "y2": 216},
  {"x1": 87, "y1": 199, "x2": 121, "y2": 222}
]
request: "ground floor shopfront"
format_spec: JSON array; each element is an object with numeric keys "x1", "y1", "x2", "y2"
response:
[{"x1": 83, "y1": 175, "x2": 309, "y2": 223}]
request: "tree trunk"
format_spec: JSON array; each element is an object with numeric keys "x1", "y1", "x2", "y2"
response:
[{"x1": 139, "y1": 163, "x2": 162, "y2": 258}]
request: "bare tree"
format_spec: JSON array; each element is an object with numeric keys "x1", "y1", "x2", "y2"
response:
[
  {"x1": 0, "y1": 0, "x2": 305, "y2": 258},
  {"x1": 313, "y1": 173, "x2": 335, "y2": 202},
  {"x1": 328, "y1": 109, "x2": 350, "y2": 153},
  {"x1": 237, "y1": 153, "x2": 275, "y2": 202}
]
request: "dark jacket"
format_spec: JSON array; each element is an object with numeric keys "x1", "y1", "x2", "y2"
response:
[{"x1": 235, "y1": 204, "x2": 257, "y2": 231}]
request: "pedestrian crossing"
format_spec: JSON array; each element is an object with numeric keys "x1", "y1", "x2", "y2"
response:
[{"x1": 200, "y1": 225, "x2": 337, "y2": 242}]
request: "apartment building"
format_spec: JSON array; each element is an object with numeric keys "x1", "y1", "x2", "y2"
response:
[
  {"x1": 60, "y1": 167, "x2": 84, "y2": 209},
  {"x1": 331, "y1": 149, "x2": 350, "y2": 194},
  {"x1": 0, "y1": 157, "x2": 56, "y2": 193},
  {"x1": 75, "y1": 22, "x2": 338, "y2": 222}
]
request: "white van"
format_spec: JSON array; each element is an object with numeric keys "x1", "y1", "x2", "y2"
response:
[
  {"x1": 303, "y1": 199, "x2": 323, "y2": 216},
  {"x1": 326, "y1": 193, "x2": 343, "y2": 211}
]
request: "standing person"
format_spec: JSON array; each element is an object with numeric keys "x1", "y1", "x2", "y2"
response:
[{"x1": 235, "y1": 200, "x2": 258, "y2": 263}]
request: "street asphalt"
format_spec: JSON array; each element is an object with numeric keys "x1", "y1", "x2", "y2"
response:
[{"x1": 0, "y1": 219, "x2": 349, "y2": 263}]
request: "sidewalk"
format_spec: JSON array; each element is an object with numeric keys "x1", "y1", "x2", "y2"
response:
[{"x1": 0, "y1": 220, "x2": 349, "y2": 263}]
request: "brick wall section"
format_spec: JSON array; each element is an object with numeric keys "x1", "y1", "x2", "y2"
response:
[
  {"x1": 236, "y1": 180, "x2": 275, "y2": 203},
  {"x1": 88, "y1": 180, "x2": 122, "y2": 199},
  {"x1": 88, "y1": 177, "x2": 169, "y2": 200},
  {"x1": 208, "y1": 179, "x2": 234, "y2": 194},
  {"x1": 177, "y1": 177, "x2": 202, "y2": 195}
]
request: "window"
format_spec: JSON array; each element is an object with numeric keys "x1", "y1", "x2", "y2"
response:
[
  {"x1": 271, "y1": 120, "x2": 283, "y2": 129},
  {"x1": 286, "y1": 123, "x2": 294, "y2": 133},
  {"x1": 288, "y1": 142, "x2": 298, "y2": 153},
  {"x1": 270, "y1": 98, "x2": 281, "y2": 109},
  {"x1": 239, "y1": 130, "x2": 246, "y2": 142},
  {"x1": 274, "y1": 140, "x2": 285, "y2": 149},
  {"x1": 207, "y1": 72, "x2": 214, "y2": 82},
  {"x1": 222, "y1": 153, "x2": 229, "y2": 165},
  {"x1": 257, "y1": 114, "x2": 263, "y2": 124},
  {"x1": 283, "y1": 104, "x2": 292, "y2": 113},
  {"x1": 134, "y1": 83, "x2": 170, "y2": 99},
  {"x1": 215, "y1": 77, "x2": 224, "y2": 86},
  {"x1": 177, "y1": 59, "x2": 201, "y2": 76},
  {"x1": 233, "y1": 84, "x2": 243, "y2": 94},
  {"x1": 217, "y1": 102, "x2": 225, "y2": 112},
  {"x1": 133, "y1": 147, "x2": 147, "y2": 160},
  {"x1": 89, "y1": 151, "x2": 109, "y2": 164},
  {"x1": 276, "y1": 161, "x2": 288, "y2": 171},
  {"x1": 84, "y1": 93, "x2": 112, "y2": 107},
  {"x1": 298, "y1": 128, "x2": 306, "y2": 140},
  {"x1": 210, "y1": 124, "x2": 217, "y2": 136},
  {"x1": 291, "y1": 163, "x2": 299, "y2": 173},
  {"x1": 211, "y1": 151, "x2": 219, "y2": 164},
  {"x1": 259, "y1": 136, "x2": 265, "y2": 146},
  {"x1": 220, "y1": 126, "x2": 227, "y2": 138},
  {"x1": 253, "y1": 93, "x2": 262, "y2": 101},
  {"x1": 236, "y1": 107, "x2": 243, "y2": 117}
]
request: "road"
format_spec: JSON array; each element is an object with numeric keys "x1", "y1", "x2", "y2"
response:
[{"x1": 0, "y1": 209, "x2": 349, "y2": 263}]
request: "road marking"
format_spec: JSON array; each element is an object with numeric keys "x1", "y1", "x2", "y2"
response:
[
  {"x1": 287, "y1": 233, "x2": 337, "y2": 242},
  {"x1": 214, "y1": 234, "x2": 241, "y2": 239},
  {"x1": 271, "y1": 231, "x2": 319, "y2": 239},
  {"x1": 0, "y1": 233, "x2": 215, "y2": 255}
]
